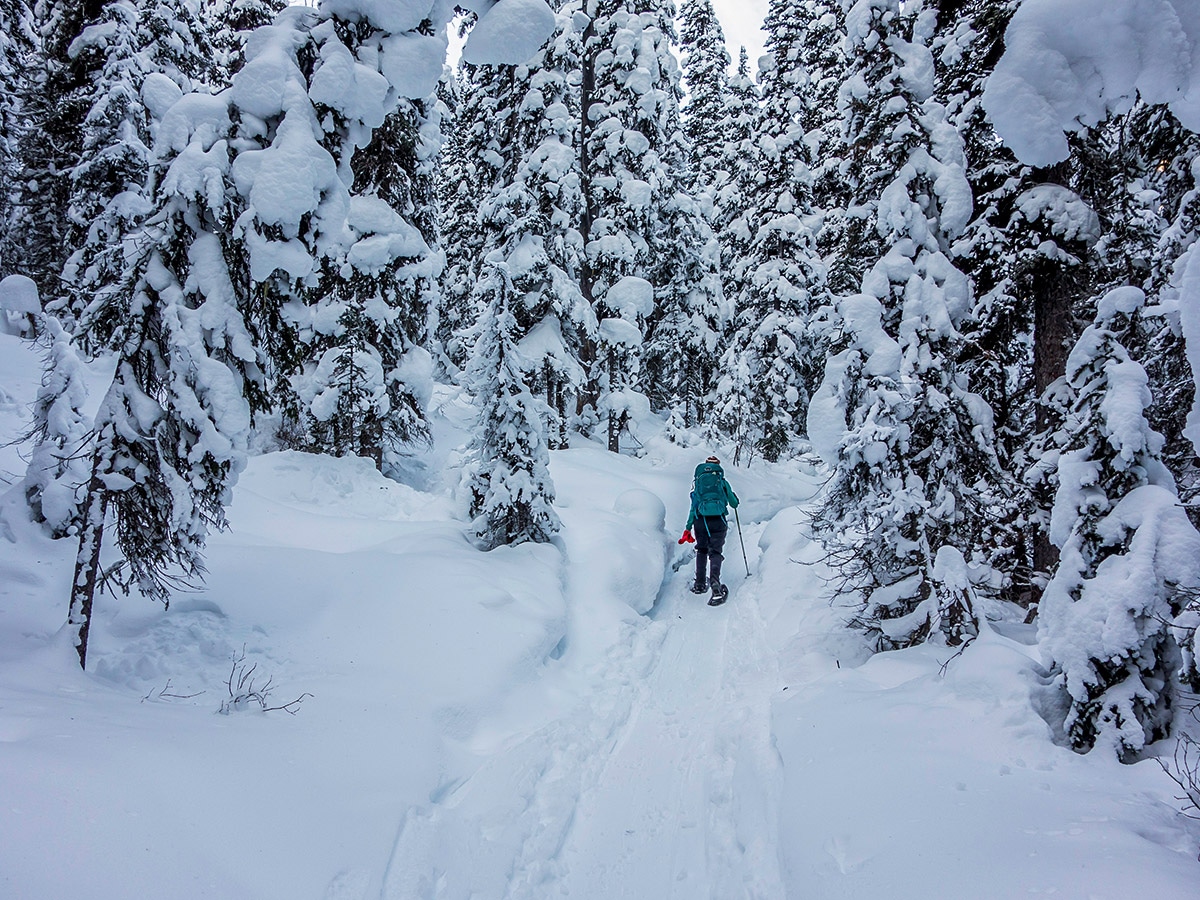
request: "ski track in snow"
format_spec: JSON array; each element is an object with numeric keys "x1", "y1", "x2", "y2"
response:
[{"x1": 365, "y1": 506, "x2": 792, "y2": 900}]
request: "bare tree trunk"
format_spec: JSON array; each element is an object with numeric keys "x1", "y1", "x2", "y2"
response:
[
  {"x1": 1028, "y1": 163, "x2": 1092, "y2": 581},
  {"x1": 576, "y1": 15, "x2": 602, "y2": 425},
  {"x1": 68, "y1": 441, "x2": 112, "y2": 669}
]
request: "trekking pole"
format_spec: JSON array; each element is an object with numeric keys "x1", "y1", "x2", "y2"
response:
[{"x1": 734, "y1": 508, "x2": 750, "y2": 577}]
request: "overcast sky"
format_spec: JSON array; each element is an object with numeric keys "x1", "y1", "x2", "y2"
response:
[{"x1": 710, "y1": 0, "x2": 770, "y2": 72}]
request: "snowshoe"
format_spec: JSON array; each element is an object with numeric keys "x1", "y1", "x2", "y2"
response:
[
  {"x1": 707, "y1": 583, "x2": 728, "y2": 606},
  {"x1": 690, "y1": 581, "x2": 708, "y2": 594}
]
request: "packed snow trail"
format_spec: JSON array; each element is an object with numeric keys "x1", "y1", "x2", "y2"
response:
[
  {"x1": 373, "y1": 451, "x2": 798, "y2": 900},
  {"x1": 557, "y1": 551, "x2": 788, "y2": 900}
]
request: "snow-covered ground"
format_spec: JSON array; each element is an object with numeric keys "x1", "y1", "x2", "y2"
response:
[{"x1": 0, "y1": 327, "x2": 1197, "y2": 899}]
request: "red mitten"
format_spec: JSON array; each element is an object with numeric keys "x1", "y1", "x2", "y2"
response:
[{"x1": 678, "y1": 529, "x2": 695, "y2": 544}]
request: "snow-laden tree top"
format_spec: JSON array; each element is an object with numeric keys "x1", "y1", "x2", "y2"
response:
[
  {"x1": 460, "y1": 0, "x2": 555, "y2": 65},
  {"x1": 983, "y1": 0, "x2": 1200, "y2": 166}
]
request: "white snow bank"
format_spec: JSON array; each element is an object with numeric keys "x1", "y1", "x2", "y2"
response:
[
  {"x1": 773, "y1": 631, "x2": 1199, "y2": 898},
  {"x1": 0, "y1": 274, "x2": 39, "y2": 336}
]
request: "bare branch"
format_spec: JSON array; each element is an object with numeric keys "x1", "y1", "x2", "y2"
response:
[{"x1": 219, "y1": 646, "x2": 311, "y2": 715}]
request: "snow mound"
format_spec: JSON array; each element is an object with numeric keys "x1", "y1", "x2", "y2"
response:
[
  {"x1": 233, "y1": 450, "x2": 451, "y2": 522},
  {"x1": 613, "y1": 488, "x2": 666, "y2": 535},
  {"x1": 0, "y1": 274, "x2": 38, "y2": 314}
]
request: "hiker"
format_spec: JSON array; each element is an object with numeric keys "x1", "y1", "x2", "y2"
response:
[{"x1": 678, "y1": 455, "x2": 739, "y2": 602}]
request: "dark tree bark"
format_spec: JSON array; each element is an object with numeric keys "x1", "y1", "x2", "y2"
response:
[
  {"x1": 1024, "y1": 162, "x2": 1094, "y2": 579},
  {"x1": 68, "y1": 435, "x2": 113, "y2": 669}
]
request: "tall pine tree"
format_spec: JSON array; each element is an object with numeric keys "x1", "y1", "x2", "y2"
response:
[
  {"x1": 1039, "y1": 287, "x2": 1200, "y2": 760},
  {"x1": 713, "y1": 0, "x2": 826, "y2": 461},
  {"x1": 1, "y1": 1, "x2": 107, "y2": 295},
  {"x1": 810, "y1": 0, "x2": 1003, "y2": 649},
  {"x1": 464, "y1": 257, "x2": 561, "y2": 548},
  {"x1": 580, "y1": 0, "x2": 712, "y2": 451}
]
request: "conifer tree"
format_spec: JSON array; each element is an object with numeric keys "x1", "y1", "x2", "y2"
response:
[
  {"x1": 464, "y1": 257, "x2": 561, "y2": 548},
  {"x1": 1, "y1": 1, "x2": 107, "y2": 295},
  {"x1": 295, "y1": 49, "x2": 442, "y2": 472},
  {"x1": 1039, "y1": 286, "x2": 1200, "y2": 760},
  {"x1": 467, "y1": 6, "x2": 593, "y2": 448},
  {"x1": 644, "y1": 5, "x2": 724, "y2": 438},
  {"x1": 61, "y1": 82, "x2": 261, "y2": 668},
  {"x1": 22, "y1": 0, "x2": 217, "y2": 538},
  {"x1": 707, "y1": 48, "x2": 760, "y2": 453},
  {"x1": 228, "y1": 5, "x2": 445, "y2": 467},
  {"x1": 935, "y1": 0, "x2": 1032, "y2": 599},
  {"x1": 57, "y1": 0, "x2": 214, "y2": 345},
  {"x1": 678, "y1": 0, "x2": 728, "y2": 197},
  {"x1": 809, "y1": 0, "x2": 1002, "y2": 649},
  {"x1": 646, "y1": 0, "x2": 725, "y2": 436},
  {"x1": 712, "y1": 0, "x2": 826, "y2": 461},
  {"x1": 580, "y1": 0, "x2": 711, "y2": 451}
]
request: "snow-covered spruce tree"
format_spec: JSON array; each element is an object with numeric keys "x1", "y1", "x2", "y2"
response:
[
  {"x1": 712, "y1": 0, "x2": 826, "y2": 462},
  {"x1": 62, "y1": 83, "x2": 261, "y2": 668},
  {"x1": 826, "y1": 0, "x2": 918, "y2": 297},
  {"x1": 934, "y1": 0, "x2": 1033, "y2": 601},
  {"x1": 228, "y1": 4, "x2": 446, "y2": 468},
  {"x1": 808, "y1": 0, "x2": 1003, "y2": 649},
  {"x1": 1039, "y1": 286, "x2": 1200, "y2": 761},
  {"x1": 464, "y1": 257, "x2": 561, "y2": 549},
  {"x1": 677, "y1": 0, "x2": 728, "y2": 198},
  {"x1": 22, "y1": 0, "x2": 216, "y2": 537},
  {"x1": 1010, "y1": 158, "x2": 1103, "y2": 583},
  {"x1": 644, "y1": 5, "x2": 724, "y2": 437},
  {"x1": 0, "y1": 0, "x2": 35, "y2": 257},
  {"x1": 292, "y1": 17, "x2": 443, "y2": 473},
  {"x1": 707, "y1": 48, "x2": 760, "y2": 452},
  {"x1": 57, "y1": 0, "x2": 214, "y2": 346},
  {"x1": 204, "y1": 0, "x2": 286, "y2": 79},
  {"x1": 467, "y1": 6, "x2": 594, "y2": 449},
  {"x1": 580, "y1": 0, "x2": 712, "y2": 451},
  {"x1": 1, "y1": 1, "x2": 106, "y2": 296},
  {"x1": 1016, "y1": 112, "x2": 1198, "y2": 587}
]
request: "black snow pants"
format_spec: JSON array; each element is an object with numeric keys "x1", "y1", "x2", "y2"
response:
[{"x1": 694, "y1": 514, "x2": 728, "y2": 589}]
